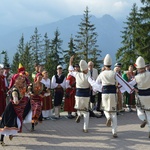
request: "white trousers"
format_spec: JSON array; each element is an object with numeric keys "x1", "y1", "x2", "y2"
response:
[
  {"x1": 136, "y1": 107, "x2": 150, "y2": 132},
  {"x1": 54, "y1": 106, "x2": 61, "y2": 117},
  {"x1": 77, "y1": 110, "x2": 89, "y2": 130},
  {"x1": 75, "y1": 96, "x2": 90, "y2": 130},
  {"x1": 104, "y1": 111, "x2": 117, "y2": 134}
]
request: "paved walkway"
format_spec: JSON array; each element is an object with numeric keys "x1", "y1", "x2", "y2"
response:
[{"x1": 0, "y1": 109, "x2": 150, "y2": 150}]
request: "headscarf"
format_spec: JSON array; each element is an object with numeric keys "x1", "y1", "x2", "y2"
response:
[
  {"x1": 9, "y1": 73, "x2": 20, "y2": 89},
  {"x1": 34, "y1": 73, "x2": 42, "y2": 82}
]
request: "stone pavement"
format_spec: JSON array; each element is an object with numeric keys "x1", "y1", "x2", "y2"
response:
[{"x1": 0, "y1": 109, "x2": 150, "y2": 150}]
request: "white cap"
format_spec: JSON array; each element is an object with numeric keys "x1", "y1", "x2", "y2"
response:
[
  {"x1": 68, "y1": 66, "x2": 74, "y2": 71},
  {"x1": 79, "y1": 60, "x2": 88, "y2": 71},
  {"x1": 57, "y1": 65, "x2": 62, "y2": 69},
  {"x1": 104, "y1": 54, "x2": 112, "y2": 66},
  {"x1": 114, "y1": 62, "x2": 122, "y2": 67},
  {"x1": 135, "y1": 56, "x2": 145, "y2": 68}
]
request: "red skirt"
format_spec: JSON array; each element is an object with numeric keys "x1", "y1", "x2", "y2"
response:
[
  {"x1": 42, "y1": 95, "x2": 52, "y2": 110},
  {"x1": 31, "y1": 95, "x2": 42, "y2": 123},
  {"x1": 64, "y1": 88, "x2": 76, "y2": 112}
]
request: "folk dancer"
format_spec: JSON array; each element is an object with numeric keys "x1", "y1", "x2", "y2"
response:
[
  {"x1": 64, "y1": 66, "x2": 76, "y2": 119},
  {"x1": 0, "y1": 65, "x2": 6, "y2": 117},
  {"x1": 96, "y1": 54, "x2": 134, "y2": 138},
  {"x1": 0, "y1": 73, "x2": 30, "y2": 146},
  {"x1": 2, "y1": 64, "x2": 11, "y2": 106},
  {"x1": 129, "y1": 56, "x2": 150, "y2": 138},
  {"x1": 122, "y1": 65, "x2": 136, "y2": 112},
  {"x1": 32, "y1": 63, "x2": 40, "y2": 80},
  {"x1": 28, "y1": 73, "x2": 47, "y2": 131},
  {"x1": 51, "y1": 65, "x2": 66, "y2": 119},
  {"x1": 69, "y1": 56, "x2": 102, "y2": 133},
  {"x1": 41, "y1": 70, "x2": 53, "y2": 120},
  {"x1": 114, "y1": 63, "x2": 124, "y2": 114}
]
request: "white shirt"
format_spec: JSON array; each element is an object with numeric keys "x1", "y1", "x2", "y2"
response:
[
  {"x1": 41, "y1": 78, "x2": 51, "y2": 88},
  {"x1": 51, "y1": 74, "x2": 66, "y2": 89}
]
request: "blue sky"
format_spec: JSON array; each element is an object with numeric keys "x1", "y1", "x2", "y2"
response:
[{"x1": 0, "y1": 0, "x2": 143, "y2": 27}]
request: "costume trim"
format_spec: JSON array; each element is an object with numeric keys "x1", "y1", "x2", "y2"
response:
[
  {"x1": 102, "y1": 85, "x2": 116, "y2": 94},
  {"x1": 76, "y1": 88, "x2": 90, "y2": 97},
  {"x1": 138, "y1": 88, "x2": 150, "y2": 96}
]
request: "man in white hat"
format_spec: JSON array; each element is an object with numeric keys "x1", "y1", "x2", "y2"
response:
[
  {"x1": 96, "y1": 54, "x2": 118, "y2": 138},
  {"x1": 51, "y1": 65, "x2": 66, "y2": 119},
  {"x1": 129, "y1": 56, "x2": 150, "y2": 138},
  {"x1": 96, "y1": 54, "x2": 134, "y2": 138},
  {"x1": 69, "y1": 56, "x2": 102, "y2": 133}
]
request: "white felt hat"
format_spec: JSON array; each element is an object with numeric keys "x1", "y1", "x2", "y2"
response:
[
  {"x1": 135, "y1": 56, "x2": 145, "y2": 68},
  {"x1": 79, "y1": 60, "x2": 88, "y2": 71},
  {"x1": 104, "y1": 54, "x2": 112, "y2": 66}
]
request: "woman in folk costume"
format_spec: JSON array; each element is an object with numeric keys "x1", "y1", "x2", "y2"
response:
[
  {"x1": 41, "y1": 70, "x2": 52, "y2": 120},
  {"x1": 0, "y1": 73, "x2": 29, "y2": 146},
  {"x1": 96, "y1": 54, "x2": 134, "y2": 138},
  {"x1": 122, "y1": 65, "x2": 136, "y2": 112},
  {"x1": 114, "y1": 63, "x2": 124, "y2": 114},
  {"x1": 17, "y1": 63, "x2": 30, "y2": 86},
  {"x1": 0, "y1": 65, "x2": 6, "y2": 117},
  {"x1": 129, "y1": 56, "x2": 150, "y2": 138},
  {"x1": 28, "y1": 73, "x2": 47, "y2": 131},
  {"x1": 64, "y1": 66, "x2": 76, "y2": 119}
]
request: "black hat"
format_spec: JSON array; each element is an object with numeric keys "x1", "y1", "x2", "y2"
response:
[
  {"x1": 145, "y1": 63, "x2": 150, "y2": 67},
  {"x1": 114, "y1": 62, "x2": 122, "y2": 67},
  {"x1": 74, "y1": 64, "x2": 80, "y2": 68},
  {"x1": 4, "y1": 64, "x2": 10, "y2": 69}
]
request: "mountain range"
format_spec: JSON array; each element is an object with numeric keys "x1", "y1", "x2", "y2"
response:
[{"x1": 0, "y1": 14, "x2": 124, "y2": 65}]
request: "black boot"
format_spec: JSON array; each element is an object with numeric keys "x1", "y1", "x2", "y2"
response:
[
  {"x1": 31, "y1": 123, "x2": 35, "y2": 131},
  {"x1": 0, "y1": 134, "x2": 5, "y2": 146}
]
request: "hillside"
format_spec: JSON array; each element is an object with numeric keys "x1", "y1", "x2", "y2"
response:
[{"x1": 0, "y1": 14, "x2": 124, "y2": 64}]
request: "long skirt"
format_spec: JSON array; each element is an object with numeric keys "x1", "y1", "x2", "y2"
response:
[
  {"x1": 31, "y1": 95, "x2": 42, "y2": 123},
  {"x1": 64, "y1": 88, "x2": 76, "y2": 112},
  {"x1": 0, "y1": 97, "x2": 29, "y2": 136},
  {"x1": 42, "y1": 95, "x2": 52, "y2": 118}
]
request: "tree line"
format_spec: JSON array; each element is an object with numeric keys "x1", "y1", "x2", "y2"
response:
[
  {"x1": 116, "y1": 0, "x2": 150, "y2": 70},
  {"x1": 1, "y1": 0, "x2": 150, "y2": 80},
  {"x1": 2, "y1": 7, "x2": 101, "y2": 81}
]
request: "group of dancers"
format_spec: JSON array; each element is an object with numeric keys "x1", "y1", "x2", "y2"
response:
[{"x1": 0, "y1": 53, "x2": 150, "y2": 146}]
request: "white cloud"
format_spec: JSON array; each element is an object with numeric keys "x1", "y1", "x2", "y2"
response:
[{"x1": 0, "y1": 0, "x2": 143, "y2": 27}]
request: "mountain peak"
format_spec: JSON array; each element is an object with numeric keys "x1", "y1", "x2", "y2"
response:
[{"x1": 101, "y1": 14, "x2": 116, "y2": 22}]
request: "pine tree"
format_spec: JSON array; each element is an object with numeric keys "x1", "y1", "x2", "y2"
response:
[
  {"x1": 74, "y1": 6, "x2": 102, "y2": 68},
  {"x1": 138, "y1": 0, "x2": 150, "y2": 62},
  {"x1": 22, "y1": 43, "x2": 33, "y2": 80},
  {"x1": 2, "y1": 51, "x2": 9, "y2": 67},
  {"x1": 29, "y1": 27, "x2": 43, "y2": 64},
  {"x1": 43, "y1": 33, "x2": 52, "y2": 77},
  {"x1": 63, "y1": 35, "x2": 77, "y2": 74},
  {"x1": 11, "y1": 52, "x2": 20, "y2": 73},
  {"x1": 50, "y1": 29, "x2": 63, "y2": 75},
  {"x1": 116, "y1": 3, "x2": 141, "y2": 70},
  {"x1": 17, "y1": 34, "x2": 25, "y2": 64}
]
